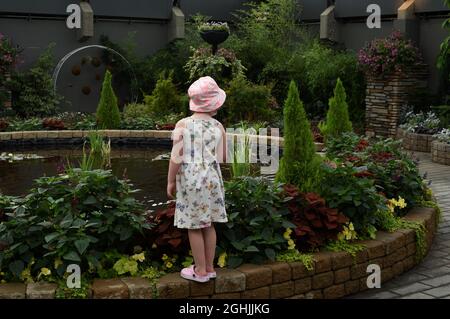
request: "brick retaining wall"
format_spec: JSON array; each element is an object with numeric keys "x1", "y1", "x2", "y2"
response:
[
  {"x1": 397, "y1": 128, "x2": 435, "y2": 153},
  {"x1": 432, "y1": 141, "x2": 450, "y2": 166},
  {"x1": 0, "y1": 207, "x2": 438, "y2": 299}
]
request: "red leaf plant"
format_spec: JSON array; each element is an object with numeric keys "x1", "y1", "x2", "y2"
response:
[
  {"x1": 147, "y1": 202, "x2": 189, "y2": 255},
  {"x1": 283, "y1": 185, "x2": 348, "y2": 250},
  {"x1": 42, "y1": 118, "x2": 65, "y2": 130}
]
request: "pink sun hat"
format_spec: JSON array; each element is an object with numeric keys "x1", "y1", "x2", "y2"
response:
[{"x1": 188, "y1": 76, "x2": 226, "y2": 113}]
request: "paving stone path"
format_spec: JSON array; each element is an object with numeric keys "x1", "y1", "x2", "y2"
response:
[{"x1": 351, "y1": 152, "x2": 450, "y2": 299}]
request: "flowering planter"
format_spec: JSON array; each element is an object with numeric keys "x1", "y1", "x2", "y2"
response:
[
  {"x1": 397, "y1": 128, "x2": 435, "y2": 153},
  {"x1": 432, "y1": 141, "x2": 450, "y2": 166}
]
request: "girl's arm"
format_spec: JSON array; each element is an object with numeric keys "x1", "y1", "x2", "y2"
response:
[{"x1": 167, "y1": 121, "x2": 185, "y2": 199}]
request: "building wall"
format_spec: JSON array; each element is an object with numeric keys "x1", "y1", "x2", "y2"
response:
[{"x1": 1, "y1": 0, "x2": 449, "y2": 112}]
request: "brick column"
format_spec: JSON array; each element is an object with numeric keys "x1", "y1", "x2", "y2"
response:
[{"x1": 365, "y1": 63, "x2": 428, "y2": 138}]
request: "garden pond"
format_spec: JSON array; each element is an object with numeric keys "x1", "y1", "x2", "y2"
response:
[{"x1": 0, "y1": 145, "x2": 257, "y2": 208}]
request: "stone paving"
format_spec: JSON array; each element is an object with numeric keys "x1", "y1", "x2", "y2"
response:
[{"x1": 351, "y1": 152, "x2": 450, "y2": 299}]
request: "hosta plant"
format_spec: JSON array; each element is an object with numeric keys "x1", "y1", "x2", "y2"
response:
[
  {"x1": 217, "y1": 177, "x2": 294, "y2": 267},
  {"x1": 0, "y1": 169, "x2": 152, "y2": 282}
]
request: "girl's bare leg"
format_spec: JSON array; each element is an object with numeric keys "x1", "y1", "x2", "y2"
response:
[
  {"x1": 188, "y1": 229, "x2": 207, "y2": 276},
  {"x1": 202, "y1": 225, "x2": 217, "y2": 273}
]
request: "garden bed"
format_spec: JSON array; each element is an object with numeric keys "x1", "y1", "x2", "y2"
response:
[
  {"x1": 397, "y1": 128, "x2": 435, "y2": 153},
  {"x1": 0, "y1": 206, "x2": 438, "y2": 299},
  {"x1": 432, "y1": 140, "x2": 450, "y2": 166}
]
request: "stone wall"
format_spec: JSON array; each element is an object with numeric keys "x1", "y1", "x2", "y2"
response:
[
  {"x1": 365, "y1": 64, "x2": 428, "y2": 138},
  {"x1": 432, "y1": 141, "x2": 450, "y2": 166},
  {"x1": 397, "y1": 128, "x2": 435, "y2": 153},
  {"x1": 0, "y1": 207, "x2": 438, "y2": 299}
]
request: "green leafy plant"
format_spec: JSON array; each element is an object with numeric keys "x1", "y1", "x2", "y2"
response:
[
  {"x1": 123, "y1": 103, "x2": 150, "y2": 120},
  {"x1": 217, "y1": 177, "x2": 294, "y2": 267},
  {"x1": 276, "y1": 250, "x2": 314, "y2": 271},
  {"x1": 0, "y1": 169, "x2": 152, "y2": 282},
  {"x1": 325, "y1": 240, "x2": 365, "y2": 258},
  {"x1": 121, "y1": 117, "x2": 156, "y2": 130},
  {"x1": 96, "y1": 70, "x2": 121, "y2": 129},
  {"x1": 276, "y1": 81, "x2": 322, "y2": 192},
  {"x1": 9, "y1": 44, "x2": 62, "y2": 117},
  {"x1": 144, "y1": 71, "x2": 184, "y2": 116},
  {"x1": 319, "y1": 78, "x2": 353, "y2": 141},
  {"x1": 6, "y1": 117, "x2": 43, "y2": 131},
  {"x1": 319, "y1": 163, "x2": 388, "y2": 238},
  {"x1": 184, "y1": 47, "x2": 245, "y2": 86},
  {"x1": 223, "y1": 76, "x2": 274, "y2": 124},
  {"x1": 55, "y1": 277, "x2": 90, "y2": 299},
  {"x1": 0, "y1": 33, "x2": 20, "y2": 109}
]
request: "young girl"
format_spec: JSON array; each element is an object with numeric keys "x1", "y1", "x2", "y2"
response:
[{"x1": 167, "y1": 76, "x2": 228, "y2": 283}]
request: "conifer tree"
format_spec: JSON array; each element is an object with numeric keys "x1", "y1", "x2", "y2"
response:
[
  {"x1": 96, "y1": 70, "x2": 121, "y2": 129},
  {"x1": 276, "y1": 80, "x2": 321, "y2": 192},
  {"x1": 320, "y1": 78, "x2": 353, "y2": 140}
]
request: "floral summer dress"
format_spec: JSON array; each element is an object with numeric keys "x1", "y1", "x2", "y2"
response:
[{"x1": 174, "y1": 117, "x2": 227, "y2": 229}]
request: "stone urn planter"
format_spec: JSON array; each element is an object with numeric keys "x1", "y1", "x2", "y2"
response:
[
  {"x1": 200, "y1": 30, "x2": 229, "y2": 55},
  {"x1": 432, "y1": 140, "x2": 450, "y2": 165},
  {"x1": 397, "y1": 127, "x2": 435, "y2": 153}
]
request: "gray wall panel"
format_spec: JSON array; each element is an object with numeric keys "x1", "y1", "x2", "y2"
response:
[
  {"x1": 335, "y1": 0, "x2": 404, "y2": 18},
  {"x1": 415, "y1": 0, "x2": 449, "y2": 13},
  {"x1": 299, "y1": 0, "x2": 329, "y2": 21},
  {"x1": 0, "y1": 0, "x2": 173, "y2": 19},
  {"x1": 181, "y1": 0, "x2": 247, "y2": 20}
]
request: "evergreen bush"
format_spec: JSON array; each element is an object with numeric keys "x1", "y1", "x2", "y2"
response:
[
  {"x1": 319, "y1": 78, "x2": 353, "y2": 140},
  {"x1": 96, "y1": 70, "x2": 121, "y2": 129},
  {"x1": 144, "y1": 71, "x2": 184, "y2": 116},
  {"x1": 276, "y1": 80, "x2": 321, "y2": 192}
]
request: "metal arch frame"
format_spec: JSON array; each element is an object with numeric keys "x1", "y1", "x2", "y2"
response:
[{"x1": 52, "y1": 44, "x2": 139, "y2": 103}]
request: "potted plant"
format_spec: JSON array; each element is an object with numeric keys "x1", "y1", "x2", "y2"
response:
[{"x1": 199, "y1": 22, "x2": 230, "y2": 55}]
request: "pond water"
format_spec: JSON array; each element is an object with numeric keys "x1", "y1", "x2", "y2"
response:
[{"x1": 0, "y1": 146, "x2": 238, "y2": 209}]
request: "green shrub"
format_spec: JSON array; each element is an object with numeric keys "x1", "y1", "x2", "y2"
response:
[
  {"x1": 223, "y1": 76, "x2": 273, "y2": 124},
  {"x1": 184, "y1": 47, "x2": 246, "y2": 87},
  {"x1": 0, "y1": 169, "x2": 152, "y2": 282},
  {"x1": 217, "y1": 177, "x2": 294, "y2": 267},
  {"x1": 121, "y1": 117, "x2": 155, "y2": 130},
  {"x1": 144, "y1": 72, "x2": 184, "y2": 116},
  {"x1": 319, "y1": 164, "x2": 387, "y2": 238},
  {"x1": 96, "y1": 70, "x2": 121, "y2": 129},
  {"x1": 9, "y1": 45, "x2": 62, "y2": 117},
  {"x1": 276, "y1": 81, "x2": 322, "y2": 192},
  {"x1": 123, "y1": 103, "x2": 150, "y2": 120},
  {"x1": 319, "y1": 78, "x2": 353, "y2": 140}
]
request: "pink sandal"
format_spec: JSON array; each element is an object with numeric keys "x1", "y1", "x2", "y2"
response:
[
  {"x1": 207, "y1": 271, "x2": 217, "y2": 279},
  {"x1": 180, "y1": 265, "x2": 210, "y2": 283}
]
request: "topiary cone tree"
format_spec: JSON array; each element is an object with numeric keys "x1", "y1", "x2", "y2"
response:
[
  {"x1": 320, "y1": 78, "x2": 353, "y2": 140},
  {"x1": 96, "y1": 70, "x2": 121, "y2": 129},
  {"x1": 276, "y1": 80, "x2": 321, "y2": 192}
]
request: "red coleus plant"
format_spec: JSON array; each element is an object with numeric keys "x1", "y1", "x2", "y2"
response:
[
  {"x1": 147, "y1": 202, "x2": 189, "y2": 254},
  {"x1": 283, "y1": 185, "x2": 348, "y2": 250},
  {"x1": 42, "y1": 118, "x2": 65, "y2": 130}
]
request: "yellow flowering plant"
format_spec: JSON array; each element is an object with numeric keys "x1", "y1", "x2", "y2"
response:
[
  {"x1": 217, "y1": 252, "x2": 228, "y2": 268},
  {"x1": 387, "y1": 196, "x2": 407, "y2": 215},
  {"x1": 337, "y1": 222, "x2": 358, "y2": 241}
]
